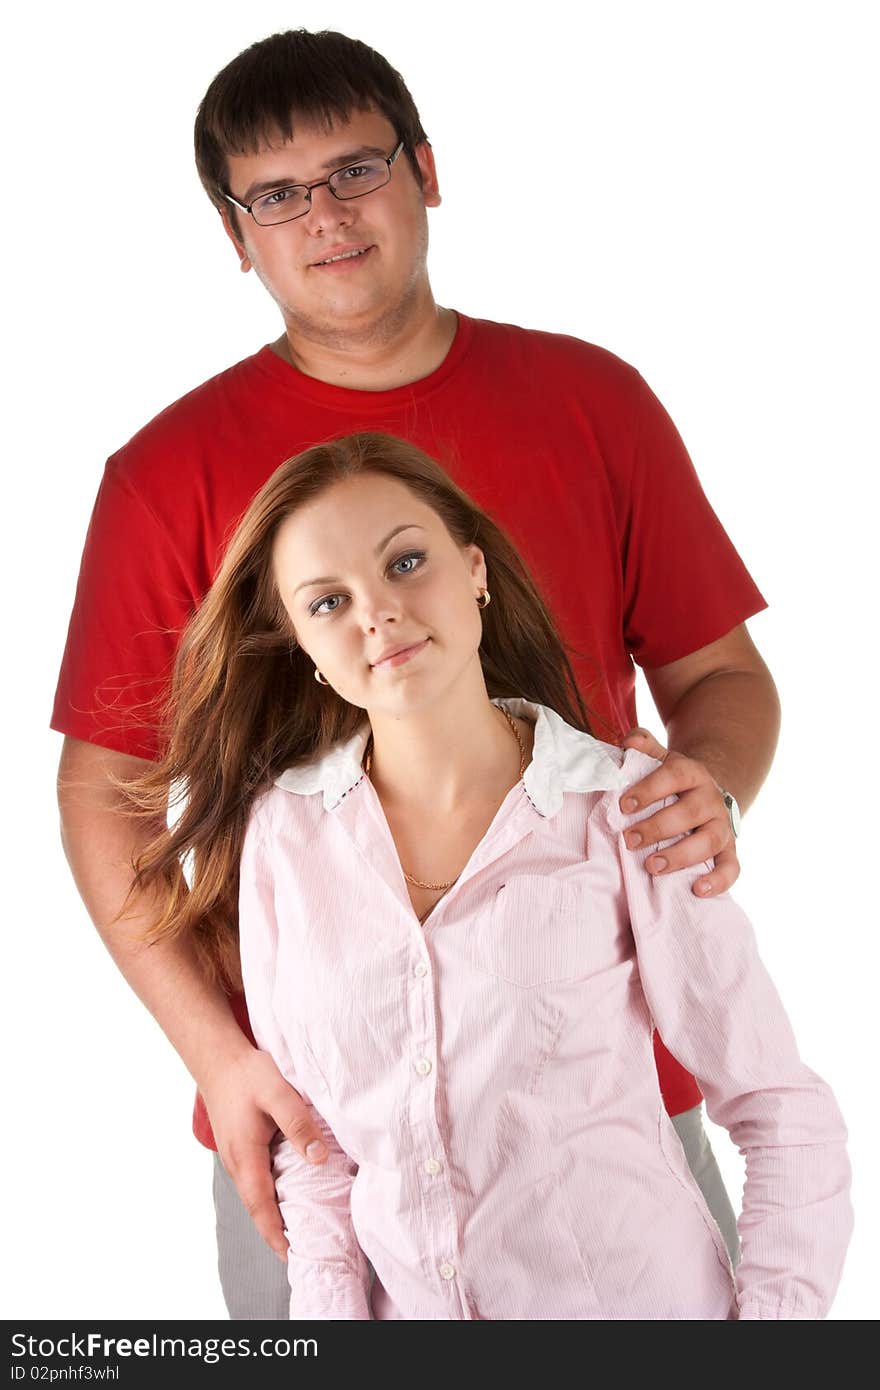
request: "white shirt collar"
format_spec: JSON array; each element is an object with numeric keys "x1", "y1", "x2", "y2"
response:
[{"x1": 274, "y1": 698, "x2": 626, "y2": 817}]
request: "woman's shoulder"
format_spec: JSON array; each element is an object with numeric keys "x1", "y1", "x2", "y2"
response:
[
  {"x1": 245, "y1": 773, "x2": 329, "y2": 840},
  {"x1": 512, "y1": 701, "x2": 648, "y2": 783},
  {"x1": 510, "y1": 700, "x2": 668, "y2": 825}
]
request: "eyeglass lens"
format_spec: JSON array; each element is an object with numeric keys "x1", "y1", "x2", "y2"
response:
[{"x1": 252, "y1": 158, "x2": 391, "y2": 225}]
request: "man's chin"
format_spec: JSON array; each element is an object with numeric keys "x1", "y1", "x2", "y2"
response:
[{"x1": 281, "y1": 295, "x2": 414, "y2": 348}]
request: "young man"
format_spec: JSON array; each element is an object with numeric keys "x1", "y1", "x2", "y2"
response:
[{"x1": 53, "y1": 29, "x2": 780, "y2": 1320}]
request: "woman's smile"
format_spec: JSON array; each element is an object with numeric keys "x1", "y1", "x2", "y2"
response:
[{"x1": 370, "y1": 637, "x2": 431, "y2": 671}]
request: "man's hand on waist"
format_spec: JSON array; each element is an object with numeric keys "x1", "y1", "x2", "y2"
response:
[{"x1": 200, "y1": 1045, "x2": 328, "y2": 1261}]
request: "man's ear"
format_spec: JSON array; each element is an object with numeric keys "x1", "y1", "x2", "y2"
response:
[
  {"x1": 219, "y1": 208, "x2": 252, "y2": 273},
  {"x1": 413, "y1": 140, "x2": 442, "y2": 209}
]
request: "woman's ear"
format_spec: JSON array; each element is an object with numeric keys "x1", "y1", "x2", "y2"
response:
[{"x1": 466, "y1": 544, "x2": 487, "y2": 589}]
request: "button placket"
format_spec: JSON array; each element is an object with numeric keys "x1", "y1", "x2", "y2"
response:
[{"x1": 393, "y1": 861, "x2": 473, "y2": 1319}]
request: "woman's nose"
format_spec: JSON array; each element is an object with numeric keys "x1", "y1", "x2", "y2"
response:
[{"x1": 357, "y1": 588, "x2": 402, "y2": 633}]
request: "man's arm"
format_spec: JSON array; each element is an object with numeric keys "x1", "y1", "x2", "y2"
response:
[
  {"x1": 56, "y1": 735, "x2": 328, "y2": 1258},
  {"x1": 643, "y1": 622, "x2": 780, "y2": 811},
  {"x1": 620, "y1": 623, "x2": 781, "y2": 895}
]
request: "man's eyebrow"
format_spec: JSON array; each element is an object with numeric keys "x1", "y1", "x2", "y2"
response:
[
  {"x1": 291, "y1": 525, "x2": 425, "y2": 596},
  {"x1": 243, "y1": 148, "x2": 389, "y2": 202}
]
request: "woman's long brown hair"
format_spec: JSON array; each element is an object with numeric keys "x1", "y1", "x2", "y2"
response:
[{"x1": 118, "y1": 432, "x2": 597, "y2": 989}]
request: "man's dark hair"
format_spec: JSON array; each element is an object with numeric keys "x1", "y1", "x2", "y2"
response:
[{"x1": 194, "y1": 29, "x2": 430, "y2": 233}]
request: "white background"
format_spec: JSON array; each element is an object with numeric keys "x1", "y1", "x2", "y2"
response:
[{"x1": 3, "y1": 0, "x2": 877, "y2": 1321}]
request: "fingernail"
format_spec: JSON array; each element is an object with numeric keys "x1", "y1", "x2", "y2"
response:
[
  {"x1": 306, "y1": 1140, "x2": 328, "y2": 1162},
  {"x1": 651, "y1": 856, "x2": 667, "y2": 871},
  {"x1": 626, "y1": 831, "x2": 642, "y2": 847},
  {"x1": 623, "y1": 797, "x2": 638, "y2": 812},
  {"x1": 697, "y1": 880, "x2": 711, "y2": 894}
]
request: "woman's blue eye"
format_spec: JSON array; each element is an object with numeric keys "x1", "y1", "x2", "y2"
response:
[
  {"x1": 308, "y1": 553, "x2": 424, "y2": 614},
  {"x1": 390, "y1": 550, "x2": 426, "y2": 576},
  {"x1": 310, "y1": 594, "x2": 344, "y2": 616}
]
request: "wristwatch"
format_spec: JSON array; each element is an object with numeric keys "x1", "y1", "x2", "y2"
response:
[{"x1": 718, "y1": 787, "x2": 742, "y2": 839}]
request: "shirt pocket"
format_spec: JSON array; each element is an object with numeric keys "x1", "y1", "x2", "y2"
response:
[{"x1": 467, "y1": 873, "x2": 598, "y2": 990}]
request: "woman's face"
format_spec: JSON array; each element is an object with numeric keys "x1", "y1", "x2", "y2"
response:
[{"x1": 272, "y1": 472, "x2": 487, "y2": 716}]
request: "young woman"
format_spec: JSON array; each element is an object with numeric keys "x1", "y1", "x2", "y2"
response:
[{"x1": 122, "y1": 432, "x2": 852, "y2": 1320}]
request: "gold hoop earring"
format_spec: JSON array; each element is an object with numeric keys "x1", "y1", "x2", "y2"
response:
[
  {"x1": 476, "y1": 588, "x2": 491, "y2": 609},
  {"x1": 314, "y1": 668, "x2": 329, "y2": 685}
]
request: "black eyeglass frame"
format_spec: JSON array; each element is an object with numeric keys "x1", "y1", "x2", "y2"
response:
[{"x1": 223, "y1": 140, "x2": 405, "y2": 226}]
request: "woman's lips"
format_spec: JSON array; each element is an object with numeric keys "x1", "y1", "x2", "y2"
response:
[{"x1": 371, "y1": 638, "x2": 430, "y2": 670}]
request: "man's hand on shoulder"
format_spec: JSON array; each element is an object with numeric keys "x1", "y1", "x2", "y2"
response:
[{"x1": 618, "y1": 728, "x2": 739, "y2": 897}]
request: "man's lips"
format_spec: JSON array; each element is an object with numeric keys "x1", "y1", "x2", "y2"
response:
[
  {"x1": 309, "y1": 244, "x2": 375, "y2": 269},
  {"x1": 370, "y1": 638, "x2": 430, "y2": 669}
]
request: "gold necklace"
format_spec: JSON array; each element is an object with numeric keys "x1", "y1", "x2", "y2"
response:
[{"x1": 363, "y1": 706, "x2": 527, "y2": 892}]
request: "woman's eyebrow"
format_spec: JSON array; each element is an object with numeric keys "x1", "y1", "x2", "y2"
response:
[
  {"x1": 375, "y1": 523, "x2": 425, "y2": 555},
  {"x1": 292, "y1": 525, "x2": 426, "y2": 595}
]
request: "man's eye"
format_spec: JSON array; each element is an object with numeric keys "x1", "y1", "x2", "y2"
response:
[
  {"x1": 310, "y1": 594, "x2": 345, "y2": 616},
  {"x1": 263, "y1": 188, "x2": 294, "y2": 206},
  {"x1": 340, "y1": 163, "x2": 374, "y2": 180}
]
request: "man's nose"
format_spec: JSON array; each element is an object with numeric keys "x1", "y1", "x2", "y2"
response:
[{"x1": 304, "y1": 181, "x2": 353, "y2": 232}]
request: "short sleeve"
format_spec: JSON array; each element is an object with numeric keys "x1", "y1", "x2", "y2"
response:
[
  {"x1": 50, "y1": 461, "x2": 195, "y2": 760},
  {"x1": 622, "y1": 374, "x2": 768, "y2": 669}
]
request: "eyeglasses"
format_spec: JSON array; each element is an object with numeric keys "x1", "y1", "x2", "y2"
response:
[{"x1": 223, "y1": 141, "x2": 405, "y2": 227}]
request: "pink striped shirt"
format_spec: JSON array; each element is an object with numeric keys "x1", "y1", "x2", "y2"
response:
[{"x1": 238, "y1": 698, "x2": 852, "y2": 1320}]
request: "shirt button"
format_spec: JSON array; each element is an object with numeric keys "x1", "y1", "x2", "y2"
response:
[
  {"x1": 415, "y1": 1057, "x2": 432, "y2": 1076},
  {"x1": 424, "y1": 1157, "x2": 442, "y2": 1176},
  {"x1": 439, "y1": 1262, "x2": 456, "y2": 1281},
  {"x1": 414, "y1": 961, "x2": 429, "y2": 978}
]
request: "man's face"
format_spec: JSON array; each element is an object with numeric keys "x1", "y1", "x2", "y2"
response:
[{"x1": 222, "y1": 109, "x2": 441, "y2": 344}]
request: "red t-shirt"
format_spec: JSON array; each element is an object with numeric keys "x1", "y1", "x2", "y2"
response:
[{"x1": 52, "y1": 312, "x2": 768, "y2": 1145}]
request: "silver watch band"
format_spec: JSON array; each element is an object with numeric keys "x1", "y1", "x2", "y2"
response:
[{"x1": 719, "y1": 788, "x2": 741, "y2": 839}]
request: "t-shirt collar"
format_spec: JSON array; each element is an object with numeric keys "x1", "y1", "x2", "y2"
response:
[{"x1": 274, "y1": 698, "x2": 626, "y2": 816}]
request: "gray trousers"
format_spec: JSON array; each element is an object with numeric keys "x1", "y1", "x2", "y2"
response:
[{"x1": 212, "y1": 1101, "x2": 741, "y2": 1319}]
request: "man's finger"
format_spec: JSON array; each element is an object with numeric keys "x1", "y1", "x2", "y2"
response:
[
  {"x1": 619, "y1": 751, "x2": 703, "y2": 816},
  {"x1": 621, "y1": 727, "x2": 668, "y2": 764},
  {"x1": 693, "y1": 847, "x2": 740, "y2": 897},
  {"x1": 226, "y1": 1149, "x2": 289, "y2": 1261},
  {"x1": 273, "y1": 1100, "x2": 329, "y2": 1165},
  {"x1": 622, "y1": 795, "x2": 704, "y2": 852},
  {"x1": 643, "y1": 824, "x2": 726, "y2": 875}
]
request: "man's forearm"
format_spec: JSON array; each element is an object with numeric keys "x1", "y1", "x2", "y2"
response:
[
  {"x1": 72, "y1": 873, "x2": 252, "y2": 1094},
  {"x1": 57, "y1": 737, "x2": 252, "y2": 1092},
  {"x1": 664, "y1": 669, "x2": 781, "y2": 815},
  {"x1": 94, "y1": 916, "x2": 252, "y2": 1096}
]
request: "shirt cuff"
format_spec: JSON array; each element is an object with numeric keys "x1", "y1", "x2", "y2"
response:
[
  {"x1": 289, "y1": 1262, "x2": 372, "y2": 1320},
  {"x1": 737, "y1": 1299, "x2": 821, "y2": 1320}
]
